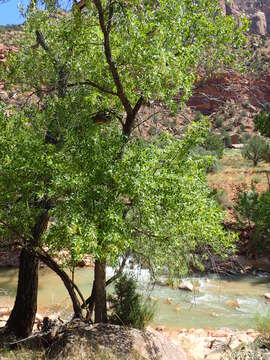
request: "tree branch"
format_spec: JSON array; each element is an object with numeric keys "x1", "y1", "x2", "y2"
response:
[
  {"x1": 106, "y1": 254, "x2": 129, "y2": 286},
  {"x1": 93, "y1": 0, "x2": 133, "y2": 115}
]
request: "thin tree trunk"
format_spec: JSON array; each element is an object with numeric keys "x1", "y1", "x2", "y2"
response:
[
  {"x1": 5, "y1": 249, "x2": 39, "y2": 338},
  {"x1": 36, "y1": 251, "x2": 82, "y2": 318},
  {"x1": 94, "y1": 259, "x2": 107, "y2": 323}
]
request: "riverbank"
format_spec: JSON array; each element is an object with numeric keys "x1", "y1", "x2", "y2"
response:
[
  {"x1": 158, "y1": 326, "x2": 261, "y2": 360},
  {"x1": 0, "y1": 312, "x2": 266, "y2": 360}
]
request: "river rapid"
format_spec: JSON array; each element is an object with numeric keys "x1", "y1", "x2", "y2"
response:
[{"x1": 0, "y1": 266, "x2": 270, "y2": 330}]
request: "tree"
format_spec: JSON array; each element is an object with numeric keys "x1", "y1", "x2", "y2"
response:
[
  {"x1": 254, "y1": 108, "x2": 270, "y2": 138},
  {"x1": 0, "y1": 0, "x2": 247, "y2": 332},
  {"x1": 241, "y1": 135, "x2": 269, "y2": 166},
  {"x1": 65, "y1": 0, "x2": 246, "y2": 321}
]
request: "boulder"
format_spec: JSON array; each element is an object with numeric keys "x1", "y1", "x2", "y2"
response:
[
  {"x1": 251, "y1": 11, "x2": 267, "y2": 35},
  {"x1": 179, "y1": 280, "x2": 194, "y2": 292},
  {"x1": 231, "y1": 133, "x2": 239, "y2": 145},
  {"x1": 225, "y1": 299, "x2": 240, "y2": 309},
  {"x1": 47, "y1": 323, "x2": 187, "y2": 360}
]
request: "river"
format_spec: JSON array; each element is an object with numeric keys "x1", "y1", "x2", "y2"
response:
[{"x1": 0, "y1": 266, "x2": 270, "y2": 330}]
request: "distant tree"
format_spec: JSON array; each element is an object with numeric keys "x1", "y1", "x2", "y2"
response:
[
  {"x1": 241, "y1": 135, "x2": 269, "y2": 166},
  {"x1": 254, "y1": 109, "x2": 270, "y2": 138}
]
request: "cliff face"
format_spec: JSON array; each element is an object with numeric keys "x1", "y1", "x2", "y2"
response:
[{"x1": 221, "y1": 0, "x2": 270, "y2": 35}]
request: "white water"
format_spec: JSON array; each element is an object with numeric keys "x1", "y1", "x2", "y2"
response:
[{"x1": 0, "y1": 267, "x2": 270, "y2": 330}]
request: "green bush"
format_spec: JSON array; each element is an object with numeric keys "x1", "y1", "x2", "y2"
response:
[
  {"x1": 241, "y1": 136, "x2": 269, "y2": 166},
  {"x1": 214, "y1": 115, "x2": 223, "y2": 128},
  {"x1": 222, "y1": 132, "x2": 232, "y2": 148},
  {"x1": 254, "y1": 110, "x2": 270, "y2": 138},
  {"x1": 234, "y1": 188, "x2": 270, "y2": 252},
  {"x1": 204, "y1": 132, "x2": 224, "y2": 159},
  {"x1": 212, "y1": 188, "x2": 232, "y2": 209},
  {"x1": 234, "y1": 186, "x2": 259, "y2": 227},
  {"x1": 109, "y1": 274, "x2": 155, "y2": 329}
]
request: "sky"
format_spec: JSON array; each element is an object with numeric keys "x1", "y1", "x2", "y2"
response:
[
  {"x1": 0, "y1": 0, "x2": 29, "y2": 25},
  {"x1": 0, "y1": 0, "x2": 71, "y2": 25}
]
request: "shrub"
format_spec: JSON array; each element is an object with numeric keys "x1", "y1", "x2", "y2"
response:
[
  {"x1": 234, "y1": 188, "x2": 270, "y2": 252},
  {"x1": 241, "y1": 136, "x2": 268, "y2": 166},
  {"x1": 234, "y1": 186, "x2": 259, "y2": 227},
  {"x1": 214, "y1": 115, "x2": 223, "y2": 128},
  {"x1": 222, "y1": 132, "x2": 232, "y2": 148},
  {"x1": 191, "y1": 147, "x2": 220, "y2": 173},
  {"x1": 109, "y1": 274, "x2": 155, "y2": 329},
  {"x1": 204, "y1": 132, "x2": 224, "y2": 159},
  {"x1": 254, "y1": 110, "x2": 270, "y2": 138},
  {"x1": 262, "y1": 144, "x2": 270, "y2": 163},
  {"x1": 212, "y1": 188, "x2": 232, "y2": 209}
]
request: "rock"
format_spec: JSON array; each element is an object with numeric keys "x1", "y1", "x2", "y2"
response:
[
  {"x1": 231, "y1": 133, "x2": 239, "y2": 145},
  {"x1": 229, "y1": 339, "x2": 242, "y2": 351},
  {"x1": 225, "y1": 299, "x2": 240, "y2": 309},
  {"x1": 165, "y1": 297, "x2": 173, "y2": 305},
  {"x1": 205, "y1": 352, "x2": 223, "y2": 360},
  {"x1": 47, "y1": 323, "x2": 187, "y2": 360},
  {"x1": 0, "y1": 307, "x2": 11, "y2": 317},
  {"x1": 264, "y1": 293, "x2": 270, "y2": 300},
  {"x1": 179, "y1": 280, "x2": 194, "y2": 292},
  {"x1": 155, "y1": 325, "x2": 165, "y2": 332},
  {"x1": 251, "y1": 11, "x2": 267, "y2": 36}
]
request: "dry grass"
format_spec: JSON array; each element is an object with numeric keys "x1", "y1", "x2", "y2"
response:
[{"x1": 208, "y1": 149, "x2": 270, "y2": 203}]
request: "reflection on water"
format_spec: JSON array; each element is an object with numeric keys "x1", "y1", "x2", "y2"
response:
[{"x1": 0, "y1": 267, "x2": 270, "y2": 330}]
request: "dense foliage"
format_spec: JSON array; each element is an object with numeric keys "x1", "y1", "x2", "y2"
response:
[{"x1": 235, "y1": 185, "x2": 270, "y2": 252}]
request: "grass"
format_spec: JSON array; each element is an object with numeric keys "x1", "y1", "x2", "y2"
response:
[
  {"x1": 255, "y1": 311, "x2": 270, "y2": 333},
  {"x1": 0, "y1": 347, "x2": 45, "y2": 360}
]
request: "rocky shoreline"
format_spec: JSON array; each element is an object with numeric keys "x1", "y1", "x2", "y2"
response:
[
  {"x1": 0, "y1": 307, "x2": 264, "y2": 360},
  {"x1": 158, "y1": 326, "x2": 261, "y2": 360}
]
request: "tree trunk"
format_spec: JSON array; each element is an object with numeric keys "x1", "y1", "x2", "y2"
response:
[
  {"x1": 37, "y1": 251, "x2": 83, "y2": 318},
  {"x1": 6, "y1": 212, "x2": 49, "y2": 338},
  {"x1": 6, "y1": 249, "x2": 39, "y2": 338},
  {"x1": 94, "y1": 259, "x2": 107, "y2": 323}
]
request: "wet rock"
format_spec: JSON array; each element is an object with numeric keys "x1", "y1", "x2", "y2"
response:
[
  {"x1": 179, "y1": 280, "x2": 194, "y2": 292},
  {"x1": 155, "y1": 325, "x2": 165, "y2": 332},
  {"x1": 225, "y1": 299, "x2": 240, "y2": 309}
]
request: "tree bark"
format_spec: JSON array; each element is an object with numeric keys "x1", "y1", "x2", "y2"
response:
[
  {"x1": 94, "y1": 259, "x2": 107, "y2": 323},
  {"x1": 5, "y1": 212, "x2": 49, "y2": 338},
  {"x1": 5, "y1": 249, "x2": 39, "y2": 338},
  {"x1": 36, "y1": 251, "x2": 83, "y2": 318}
]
